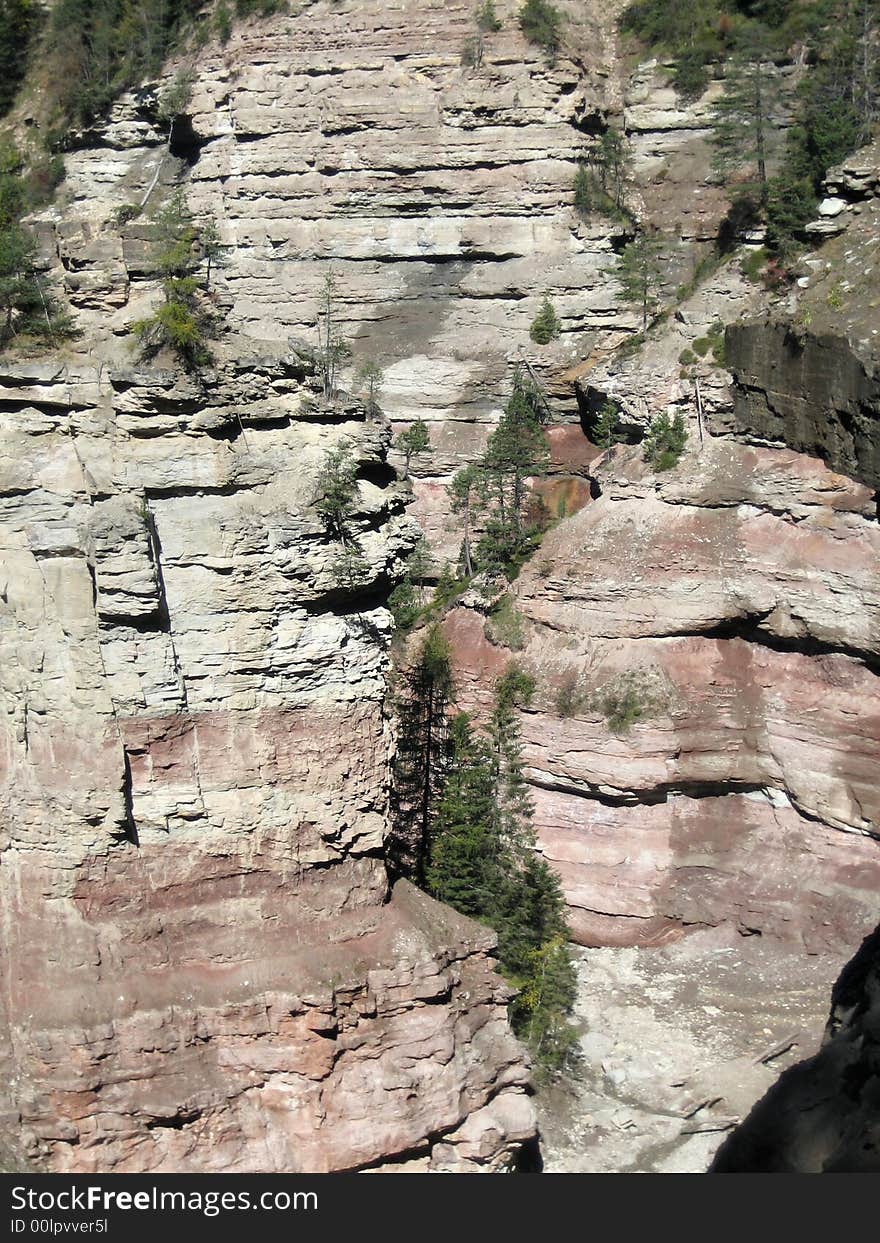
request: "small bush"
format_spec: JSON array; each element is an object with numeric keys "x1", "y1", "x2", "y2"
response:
[
  {"x1": 672, "y1": 48, "x2": 710, "y2": 101},
  {"x1": 484, "y1": 593, "x2": 527, "y2": 651},
  {"x1": 113, "y1": 203, "x2": 141, "y2": 227},
  {"x1": 678, "y1": 347, "x2": 697, "y2": 366},
  {"x1": 389, "y1": 578, "x2": 420, "y2": 632},
  {"x1": 592, "y1": 669, "x2": 666, "y2": 735},
  {"x1": 740, "y1": 246, "x2": 767, "y2": 283},
  {"x1": 519, "y1": 0, "x2": 562, "y2": 53},
  {"x1": 556, "y1": 670, "x2": 587, "y2": 718},
  {"x1": 643, "y1": 410, "x2": 687, "y2": 471}
]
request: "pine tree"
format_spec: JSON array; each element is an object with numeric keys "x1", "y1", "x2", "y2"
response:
[
  {"x1": 594, "y1": 400, "x2": 622, "y2": 449},
  {"x1": 643, "y1": 410, "x2": 688, "y2": 471},
  {"x1": 710, "y1": 28, "x2": 782, "y2": 207},
  {"x1": 476, "y1": 368, "x2": 549, "y2": 574},
  {"x1": 428, "y1": 714, "x2": 500, "y2": 916},
  {"x1": 313, "y1": 439, "x2": 360, "y2": 542},
  {"x1": 394, "y1": 419, "x2": 431, "y2": 476},
  {"x1": 133, "y1": 190, "x2": 216, "y2": 368},
  {"x1": 389, "y1": 626, "x2": 454, "y2": 884},
  {"x1": 529, "y1": 294, "x2": 562, "y2": 344},
  {"x1": 317, "y1": 269, "x2": 352, "y2": 400},
  {"x1": 355, "y1": 360, "x2": 384, "y2": 417},
  {"x1": 594, "y1": 126, "x2": 632, "y2": 210},
  {"x1": 519, "y1": 0, "x2": 563, "y2": 54},
  {"x1": 0, "y1": 0, "x2": 39, "y2": 117},
  {"x1": 448, "y1": 462, "x2": 483, "y2": 579},
  {"x1": 486, "y1": 664, "x2": 536, "y2": 856},
  {"x1": 514, "y1": 932, "x2": 579, "y2": 1073},
  {"x1": 616, "y1": 234, "x2": 665, "y2": 332}
]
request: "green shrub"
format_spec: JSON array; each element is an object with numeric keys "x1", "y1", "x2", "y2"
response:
[
  {"x1": 678, "y1": 347, "x2": 696, "y2": 366},
  {"x1": 593, "y1": 669, "x2": 665, "y2": 734},
  {"x1": 389, "y1": 578, "x2": 420, "y2": 632},
  {"x1": 484, "y1": 593, "x2": 526, "y2": 651},
  {"x1": 692, "y1": 336, "x2": 711, "y2": 357},
  {"x1": 740, "y1": 246, "x2": 767, "y2": 283},
  {"x1": 642, "y1": 410, "x2": 687, "y2": 471},
  {"x1": 518, "y1": 0, "x2": 562, "y2": 53}
]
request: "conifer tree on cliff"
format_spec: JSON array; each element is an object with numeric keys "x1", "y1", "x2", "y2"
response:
[
  {"x1": 710, "y1": 25, "x2": 782, "y2": 208},
  {"x1": 427, "y1": 662, "x2": 578, "y2": 1073},
  {"x1": 476, "y1": 367, "x2": 549, "y2": 574},
  {"x1": 389, "y1": 625, "x2": 454, "y2": 885}
]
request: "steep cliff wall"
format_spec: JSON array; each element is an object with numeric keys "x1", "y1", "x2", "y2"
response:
[
  {"x1": 721, "y1": 141, "x2": 880, "y2": 493},
  {"x1": 437, "y1": 138, "x2": 880, "y2": 954},
  {"x1": 0, "y1": 2, "x2": 548, "y2": 1172}
]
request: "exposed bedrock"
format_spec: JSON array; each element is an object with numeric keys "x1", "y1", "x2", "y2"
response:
[
  {"x1": 0, "y1": 352, "x2": 535, "y2": 1170},
  {"x1": 442, "y1": 434, "x2": 880, "y2": 953},
  {"x1": 711, "y1": 921, "x2": 880, "y2": 1172},
  {"x1": 723, "y1": 321, "x2": 880, "y2": 493},
  {"x1": 721, "y1": 139, "x2": 880, "y2": 494}
]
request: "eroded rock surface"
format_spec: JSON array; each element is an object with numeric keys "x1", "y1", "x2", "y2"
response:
[
  {"x1": 711, "y1": 921, "x2": 880, "y2": 1173},
  {"x1": 443, "y1": 417, "x2": 880, "y2": 954}
]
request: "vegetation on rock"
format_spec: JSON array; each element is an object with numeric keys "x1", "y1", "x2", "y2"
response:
[
  {"x1": 132, "y1": 189, "x2": 219, "y2": 367},
  {"x1": 529, "y1": 294, "x2": 562, "y2": 344},
  {"x1": 642, "y1": 410, "x2": 688, "y2": 471},
  {"x1": 615, "y1": 234, "x2": 665, "y2": 332},
  {"x1": 394, "y1": 419, "x2": 431, "y2": 477},
  {"x1": 393, "y1": 641, "x2": 578, "y2": 1075},
  {"x1": 518, "y1": 0, "x2": 563, "y2": 54},
  {"x1": 0, "y1": 147, "x2": 73, "y2": 350}
]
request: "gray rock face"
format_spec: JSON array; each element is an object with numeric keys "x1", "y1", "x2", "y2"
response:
[
  {"x1": 711, "y1": 921, "x2": 880, "y2": 1173},
  {"x1": 723, "y1": 320, "x2": 880, "y2": 492}
]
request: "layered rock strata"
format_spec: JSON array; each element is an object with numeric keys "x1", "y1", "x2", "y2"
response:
[{"x1": 442, "y1": 432, "x2": 880, "y2": 952}]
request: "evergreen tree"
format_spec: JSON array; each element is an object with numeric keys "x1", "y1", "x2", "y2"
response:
[
  {"x1": 486, "y1": 664, "x2": 536, "y2": 856},
  {"x1": 477, "y1": 0, "x2": 502, "y2": 33},
  {"x1": 643, "y1": 410, "x2": 688, "y2": 470},
  {"x1": 593, "y1": 126, "x2": 632, "y2": 210},
  {"x1": 394, "y1": 419, "x2": 431, "y2": 476},
  {"x1": 0, "y1": 154, "x2": 72, "y2": 349},
  {"x1": 0, "y1": 0, "x2": 39, "y2": 117},
  {"x1": 389, "y1": 626, "x2": 455, "y2": 885},
  {"x1": 132, "y1": 190, "x2": 215, "y2": 368},
  {"x1": 427, "y1": 713, "x2": 501, "y2": 916},
  {"x1": 355, "y1": 359, "x2": 384, "y2": 417},
  {"x1": 529, "y1": 294, "x2": 562, "y2": 344},
  {"x1": 476, "y1": 367, "x2": 549, "y2": 575},
  {"x1": 519, "y1": 0, "x2": 563, "y2": 54},
  {"x1": 317, "y1": 269, "x2": 351, "y2": 400},
  {"x1": 615, "y1": 234, "x2": 665, "y2": 332},
  {"x1": 513, "y1": 932, "x2": 579, "y2": 1072},
  {"x1": 709, "y1": 28, "x2": 782, "y2": 206},
  {"x1": 448, "y1": 462, "x2": 483, "y2": 579},
  {"x1": 593, "y1": 400, "x2": 622, "y2": 449},
  {"x1": 313, "y1": 439, "x2": 360, "y2": 543}
]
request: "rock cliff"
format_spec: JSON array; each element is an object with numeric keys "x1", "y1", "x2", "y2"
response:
[
  {"x1": 0, "y1": 0, "x2": 559, "y2": 1172},
  {"x1": 3, "y1": 0, "x2": 880, "y2": 1173},
  {"x1": 437, "y1": 137, "x2": 880, "y2": 955},
  {"x1": 710, "y1": 919, "x2": 880, "y2": 1173}
]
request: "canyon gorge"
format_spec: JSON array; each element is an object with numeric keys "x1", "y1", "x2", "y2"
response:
[{"x1": 0, "y1": 0, "x2": 878, "y2": 1174}]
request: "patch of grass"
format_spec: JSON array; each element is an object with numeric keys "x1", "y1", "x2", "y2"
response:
[
  {"x1": 484, "y1": 593, "x2": 527, "y2": 651},
  {"x1": 592, "y1": 669, "x2": 667, "y2": 735}
]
